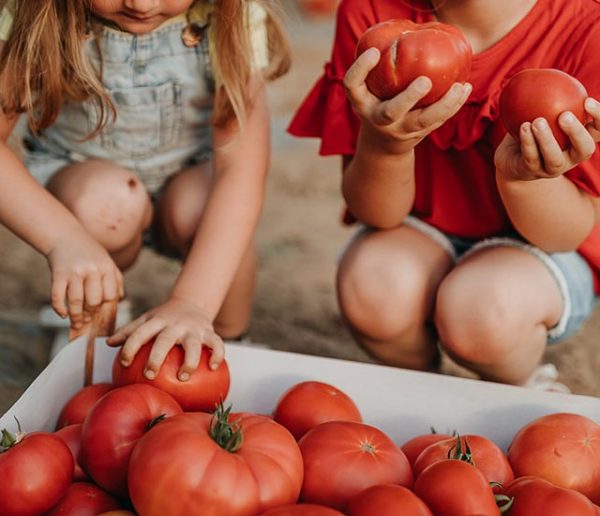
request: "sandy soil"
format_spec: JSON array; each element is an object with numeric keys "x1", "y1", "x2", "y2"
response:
[{"x1": 0, "y1": 4, "x2": 598, "y2": 413}]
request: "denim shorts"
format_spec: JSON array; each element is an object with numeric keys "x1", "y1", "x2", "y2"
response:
[{"x1": 404, "y1": 216, "x2": 598, "y2": 344}]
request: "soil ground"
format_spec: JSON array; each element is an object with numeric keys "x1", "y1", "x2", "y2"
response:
[{"x1": 0, "y1": 4, "x2": 598, "y2": 414}]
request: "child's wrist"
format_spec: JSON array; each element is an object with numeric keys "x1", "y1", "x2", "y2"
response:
[{"x1": 359, "y1": 125, "x2": 417, "y2": 157}]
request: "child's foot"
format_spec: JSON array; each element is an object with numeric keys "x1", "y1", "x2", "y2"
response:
[{"x1": 523, "y1": 363, "x2": 571, "y2": 394}]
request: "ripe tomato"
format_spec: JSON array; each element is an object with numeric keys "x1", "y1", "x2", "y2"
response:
[
  {"x1": 499, "y1": 68, "x2": 588, "y2": 150},
  {"x1": 413, "y1": 434, "x2": 514, "y2": 486},
  {"x1": 502, "y1": 476, "x2": 600, "y2": 516},
  {"x1": 273, "y1": 381, "x2": 362, "y2": 440},
  {"x1": 128, "y1": 408, "x2": 304, "y2": 516},
  {"x1": 356, "y1": 19, "x2": 472, "y2": 106},
  {"x1": 0, "y1": 431, "x2": 74, "y2": 515},
  {"x1": 46, "y1": 482, "x2": 121, "y2": 515},
  {"x1": 55, "y1": 424, "x2": 88, "y2": 481},
  {"x1": 261, "y1": 504, "x2": 344, "y2": 515},
  {"x1": 79, "y1": 383, "x2": 182, "y2": 498},
  {"x1": 112, "y1": 342, "x2": 230, "y2": 412},
  {"x1": 347, "y1": 484, "x2": 433, "y2": 516},
  {"x1": 414, "y1": 460, "x2": 500, "y2": 516},
  {"x1": 299, "y1": 421, "x2": 413, "y2": 510},
  {"x1": 507, "y1": 412, "x2": 600, "y2": 504},
  {"x1": 57, "y1": 382, "x2": 113, "y2": 428},
  {"x1": 400, "y1": 432, "x2": 453, "y2": 466}
]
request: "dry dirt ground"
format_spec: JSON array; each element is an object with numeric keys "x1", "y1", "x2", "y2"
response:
[{"x1": 0, "y1": 4, "x2": 599, "y2": 414}]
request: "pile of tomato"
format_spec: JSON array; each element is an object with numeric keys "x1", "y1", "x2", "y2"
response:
[{"x1": 1, "y1": 344, "x2": 600, "y2": 516}]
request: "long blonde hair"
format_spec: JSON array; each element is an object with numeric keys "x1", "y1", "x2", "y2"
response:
[{"x1": 0, "y1": 0, "x2": 290, "y2": 134}]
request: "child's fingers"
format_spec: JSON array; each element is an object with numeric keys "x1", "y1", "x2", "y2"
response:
[
  {"x1": 203, "y1": 333, "x2": 225, "y2": 370},
  {"x1": 51, "y1": 275, "x2": 68, "y2": 318},
  {"x1": 107, "y1": 314, "x2": 147, "y2": 348},
  {"x1": 144, "y1": 329, "x2": 181, "y2": 379},
  {"x1": 102, "y1": 272, "x2": 118, "y2": 302},
  {"x1": 67, "y1": 278, "x2": 85, "y2": 329},
  {"x1": 403, "y1": 82, "x2": 469, "y2": 132},
  {"x1": 585, "y1": 98, "x2": 600, "y2": 138},
  {"x1": 84, "y1": 274, "x2": 103, "y2": 309},
  {"x1": 118, "y1": 317, "x2": 165, "y2": 368},
  {"x1": 343, "y1": 47, "x2": 380, "y2": 111},
  {"x1": 530, "y1": 117, "x2": 565, "y2": 175},
  {"x1": 178, "y1": 338, "x2": 202, "y2": 382},
  {"x1": 558, "y1": 111, "x2": 596, "y2": 164}
]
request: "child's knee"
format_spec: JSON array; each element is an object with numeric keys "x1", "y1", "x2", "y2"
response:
[{"x1": 49, "y1": 160, "x2": 152, "y2": 253}]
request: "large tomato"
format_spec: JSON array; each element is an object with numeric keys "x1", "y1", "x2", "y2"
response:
[
  {"x1": 46, "y1": 482, "x2": 121, "y2": 515},
  {"x1": 298, "y1": 421, "x2": 413, "y2": 510},
  {"x1": 0, "y1": 431, "x2": 74, "y2": 515},
  {"x1": 499, "y1": 68, "x2": 588, "y2": 149},
  {"x1": 346, "y1": 484, "x2": 433, "y2": 516},
  {"x1": 400, "y1": 432, "x2": 453, "y2": 466},
  {"x1": 273, "y1": 381, "x2": 362, "y2": 440},
  {"x1": 356, "y1": 19, "x2": 472, "y2": 106},
  {"x1": 128, "y1": 408, "x2": 304, "y2": 516},
  {"x1": 507, "y1": 412, "x2": 600, "y2": 504},
  {"x1": 55, "y1": 424, "x2": 88, "y2": 481},
  {"x1": 414, "y1": 460, "x2": 500, "y2": 516},
  {"x1": 413, "y1": 434, "x2": 514, "y2": 486},
  {"x1": 112, "y1": 342, "x2": 230, "y2": 412},
  {"x1": 502, "y1": 476, "x2": 600, "y2": 516},
  {"x1": 57, "y1": 382, "x2": 113, "y2": 428},
  {"x1": 79, "y1": 383, "x2": 182, "y2": 498},
  {"x1": 261, "y1": 504, "x2": 344, "y2": 515}
]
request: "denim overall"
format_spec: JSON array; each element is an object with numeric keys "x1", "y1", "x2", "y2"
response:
[{"x1": 23, "y1": 17, "x2": 214, "y2": 194}]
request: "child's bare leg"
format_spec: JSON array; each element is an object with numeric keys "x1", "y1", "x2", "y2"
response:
[
  {"x1": 435, "y1": 247, "x2": 563, "y2": 385},
  {"x1": 337, "y1": 226, "x2": 454, "y2": 370},
  {"x1": 155, "y1": 163, "x2": 256, "y2": 339},
  {"x1": 46, "y1": 160, "x2": 153, "y2": 270}
]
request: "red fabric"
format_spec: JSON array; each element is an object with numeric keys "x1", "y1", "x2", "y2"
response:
[{"x1": 288, "y1": 0, "x2": 600, "y2": 293}]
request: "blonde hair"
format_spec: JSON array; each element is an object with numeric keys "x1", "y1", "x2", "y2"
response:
[{"x1": 0, "y1": 0, "x2": 290, "y2": 134}]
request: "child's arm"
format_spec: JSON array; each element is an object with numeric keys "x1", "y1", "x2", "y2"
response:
[
  {"x1": 108, "y1": 81, "x2": 270, "y2": 380},
  {"x1": 0, "y1": 115, "x2": 123, "y2": 329},
  {"x1": 341, "y1": 49, "x2": 472, "y2": 228},
  {"x1": 495, "y1": 98, "x2": 600, "y2": 252}
]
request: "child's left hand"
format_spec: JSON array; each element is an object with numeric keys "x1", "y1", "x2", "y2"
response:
[
  {"x1": 495, "y1": 97, "x2": 600, "y2": 181},
  {"x1": 106, "y1": 297, "x2": 224, "y2": 382}
]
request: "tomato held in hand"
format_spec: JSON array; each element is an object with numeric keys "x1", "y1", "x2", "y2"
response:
[
  {"x1": 299, "y1": 421, "x2": 413, "y2": 510},
  {"x1": 502, "y1": 476, "x2": 600, "y2": 516},
  {"x1": 347, "y1": 484, "x2": 433, "y2": 516},
  {"x1": 356, "y1": 19, "x2": 472, "y2": 106},
  {"x1": 0, "y1": 430, "x2": 74, "y2": 515},
  {"x1": 499, "y1": 68, "x2": 588, "y2": 150},
  {"x1": 112, "y1": 342, "x2": 230, "y2": 412},
  {"x1": 79, "y1": 383, "x2": 182, "y2": 498},
  {"x1": 46, "y1": 482, "x2": 121, "y2": 516},
  {"x1": 273, "y1": 381, "x2": 362, "y2": 440},
  {"x1": 400, "y1": 431, "x2": 453, "y2": 466},
  {"x1": 507, "y1": 412, "x2": 600, "y2": 504},
  {"x1": 57, "y1": 382, "x2": 113, "y2": 429},
  {"x1": 128, "y1": 407, "x2": 304, "y2": 516}
]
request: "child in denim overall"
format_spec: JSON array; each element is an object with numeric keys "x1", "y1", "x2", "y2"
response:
[{"x1": 0, "y1": 0, "x2": 290, "y2": 380}]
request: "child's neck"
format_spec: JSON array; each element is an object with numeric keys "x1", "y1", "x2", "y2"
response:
[{"x1": 433, "y1": 0, "x2": 538, "y2": 54}]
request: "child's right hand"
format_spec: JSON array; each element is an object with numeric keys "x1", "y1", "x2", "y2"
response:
[
  {"x1": 343, "y1": 48, "x2": 472, "y2": 153},
  {"x1": 46, "y1": 231, "x2": 124, "y2": 331}
]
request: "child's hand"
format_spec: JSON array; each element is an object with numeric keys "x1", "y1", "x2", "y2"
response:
[
  {"x1": 47, "y1": 232, "x2": 123, "y2": 332},
  {"x1": 495, "y1": 97, "x2": 600, "y2": 182},
  {"x1": 106, "y1": 297, "x2": 224, "y2": 382},
  {"x1": 343, "y1": 48, "x2": 472, "y2": 153}
]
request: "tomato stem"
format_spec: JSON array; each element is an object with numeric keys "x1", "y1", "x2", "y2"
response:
[
  {"x1": 448, "y1": 434, "x2": 475, "y2": 465},
  {"x1": 147, "y1": 414, "x2": 167, "y2": 431},
  {"x1": 209, "y1": 403, "x2": 243, "y2": 453},
  {"x1": 495, "y1": 494, "x2": 514, "y2": 513}
]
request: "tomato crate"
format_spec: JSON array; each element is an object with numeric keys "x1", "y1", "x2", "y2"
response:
[{"x1": 1, "y1": 337, "x2": 599, "y2": 449}]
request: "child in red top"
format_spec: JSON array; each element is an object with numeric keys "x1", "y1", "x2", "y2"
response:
[{"x1": 289, "y1": 0, "x2": 600, "y2": 385}]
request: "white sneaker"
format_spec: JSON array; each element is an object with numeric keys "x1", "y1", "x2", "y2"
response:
[{"x1": 524, "y1": 363, "x2": 571, "y2": 394}]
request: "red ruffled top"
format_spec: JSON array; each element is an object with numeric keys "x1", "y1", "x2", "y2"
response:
[{"x1": 289, "y1": 0, "x2": 600, "y2": 293}]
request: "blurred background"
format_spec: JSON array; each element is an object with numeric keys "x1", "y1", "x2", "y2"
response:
[{"x1": 0, "y1": 0, "x2": 598, "y2": 413}]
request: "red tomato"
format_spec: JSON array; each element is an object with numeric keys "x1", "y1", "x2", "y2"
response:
[
  {"x1": 502, "y1": 476, "x2": 600, "y2": 516},
  {"x1": 112, "y1": 342, "x2": 230, "y2": 412},
  {"x1": 261, "y1": 504, "x2": 344, "y2": 515},
  {"x1": 273, "y1": 381, "x2": 362, "y2": 440},
  {"x1": 79, "y1": 383, "x2": 182, "y2": 498},
  {"x1": 0, "y1": 431, "x2": 74, "y2": 515},
  {"x1": 356, "y1": 19, "x2": 472, "y2": 106},
  {"x1": 46, "y1": 482, "x2": 121, "y2": 515},
  {"x1": 499, "y1": 68, "x2": 588, "y2": 149},
  {"x1": 57, "y1": 382, "x2": 113, "y2": 429},
  {"x1": 298, "y1": 421, "x2": 413, "y2": 510},
  {"x1": 414, "y1": 460, "x2": 500, "y2": 516},
  {"x1": 128, "y1": 409, "x2": 304, "y2": 516},
  {"x1": 400, "y1": 432, "x2": 453, "y2": 466},
  {"x1": 413, "y1": 434, "x2": 514, "y2": 486},
  {"x1": 347, "y1": 484, "x2": 433, "y2": 516},
  {"x1": 507, "y1": 412, "x2": 600, "y2": 504},
  {"x1": 55, "y1": 424, "x2": 87, "y2": 481}
]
